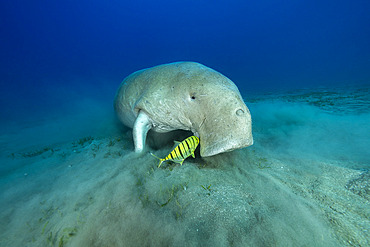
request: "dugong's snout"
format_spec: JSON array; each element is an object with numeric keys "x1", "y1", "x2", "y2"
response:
[
  {"x1": 198, "y1": 105, "x2": 253, "y2": 157},
  {"x1": 200, "y1": 130, "x2": 253, "y2": 157}
]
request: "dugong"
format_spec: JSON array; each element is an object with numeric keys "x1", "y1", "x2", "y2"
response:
[{"x1": 114, "y1": 62, "x2": 253, "y2": 157}]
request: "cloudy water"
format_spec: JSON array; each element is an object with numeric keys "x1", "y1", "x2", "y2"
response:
[{"x1": 0, "y1": 1, "x2": 369, "y2": 246}]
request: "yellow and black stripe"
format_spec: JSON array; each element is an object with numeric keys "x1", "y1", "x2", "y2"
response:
[{"x1": 151, "y1": 136, "x2": 200, "y2": 168}]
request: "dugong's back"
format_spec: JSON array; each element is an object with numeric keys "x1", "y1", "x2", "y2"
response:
[{"x1": 114, "y1": 61, "x2": 238, "y2": 129}]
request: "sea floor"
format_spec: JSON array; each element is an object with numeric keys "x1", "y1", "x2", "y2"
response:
[{"x1": 0, "y1": 86, "x2": 369, "y2": 246}]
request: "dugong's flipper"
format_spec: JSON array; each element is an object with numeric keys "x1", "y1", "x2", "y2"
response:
[{"x1": 133, "y1": 111, "x2": 152, "y2": 152}]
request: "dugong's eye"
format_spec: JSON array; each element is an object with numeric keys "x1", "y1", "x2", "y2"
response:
[
  {"x1": 236, "y1": 109, "x2": 244, "y2": 116},
  {"x1": 190, "y1": 94, "x2": 196, "y2": 100}
]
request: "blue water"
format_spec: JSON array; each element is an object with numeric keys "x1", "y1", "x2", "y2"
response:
[
  {"x1": 1, "y1": 0, "x2": 369, "y2": 121},
  {"x1": 0, "y1": 1, "x2": 369, "y2": 246}
]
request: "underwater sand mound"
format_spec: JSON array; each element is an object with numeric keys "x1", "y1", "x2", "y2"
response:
[{"x1": 0, "y1": 88, "x2": 369, "y2": 246}]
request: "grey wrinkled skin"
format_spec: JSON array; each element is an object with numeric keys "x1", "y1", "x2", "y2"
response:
[{"x1": 114, "y1": 62, "x2": 253, "y2": 157}]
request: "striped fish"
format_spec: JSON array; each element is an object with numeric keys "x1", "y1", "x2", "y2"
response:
[{"x1": 151, "y1": 136, "x2": 200, "y2": 168}]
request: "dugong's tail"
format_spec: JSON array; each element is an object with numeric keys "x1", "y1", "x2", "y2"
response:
[{"x1": 151, "y1": 153, "x2": 164, "y2": 168}]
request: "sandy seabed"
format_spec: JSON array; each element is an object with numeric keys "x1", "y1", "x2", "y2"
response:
[{"x1": 0, "y1": 87, "x2": 369, "y2": 247}]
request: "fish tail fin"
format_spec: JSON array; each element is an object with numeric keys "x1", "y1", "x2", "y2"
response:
[
  {"x1": 151, "y1": 153, "x2": 164, "y2": 168},
  {"x1": 158, "y1": 160, "x2": 164, "y2": 168},
  {"x1": 151, "y1": 152, "x2": 161, "y2": 159}
]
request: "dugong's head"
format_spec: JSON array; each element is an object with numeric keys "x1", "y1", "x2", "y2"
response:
[
  {"x1": 171, "y1": 63, "x2": 253, "y2": 157},
  {"x1": 117, "y1": 61, "x2": 253, "y2": 157}
]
